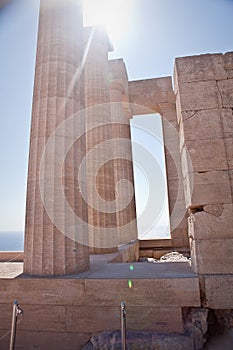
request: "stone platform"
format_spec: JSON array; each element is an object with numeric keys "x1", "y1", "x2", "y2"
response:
[{"x1": 0, "y1": 255, "x2": 200, "y2": 350}]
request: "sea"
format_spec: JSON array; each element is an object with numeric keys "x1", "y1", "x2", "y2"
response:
[{"x1": 0, "y1": 231, "x2": 24, "y2": 251}]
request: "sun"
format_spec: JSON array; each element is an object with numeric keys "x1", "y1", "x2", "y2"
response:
[{"x1": 82, "y1": 0, "x2": 133, "y2": 47}]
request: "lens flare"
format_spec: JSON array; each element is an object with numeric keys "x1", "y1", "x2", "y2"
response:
[{"x1": 128, "y1": 279, "x2": 133, "y2": 288}]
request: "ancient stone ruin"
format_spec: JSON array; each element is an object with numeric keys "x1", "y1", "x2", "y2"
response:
[{"x1": 0, "y1": 0, "x2": 232, "y2": 349}]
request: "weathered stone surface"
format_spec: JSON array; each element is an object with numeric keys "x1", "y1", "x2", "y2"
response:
[
  {"x1": 184, "y1": 170, "x2": 232, "y2": 208},
  {"x1": 223, "y1": 51, "x2": 233, "y2": 78},
  {"x1": 65, "y1": 305, "x2": 183, "y2": 334},
  {"x1": 214, "y1": 309, "x2": 233, "y2": 329},
  {"x1": 171, "y1": 216, "x2": 189, "y2": 249},
  {"x1": 204, "y1": 329, "x2": 233, "y2": 350},
  {"x1": 159, "y1": 102, "x2": 177, "y2": 123},
  {"x1": 129, "y1": 77, "x2": 175, "y2": 114},
  {"x1": 204, "y1": 275, "x2": 233, "y2": 308},
  {"x1": 0, "y1": 330, "x2": 90, "y2": 350},
  {"x1": 203, "y1": 204, "x2": 224, "y2": 217},
  {"x1": 222, "y1": 108, "x2": 233, "y2": 138},
  {"x1": 82, "y1": 331, "x2": 192, "y2": 350},
  {"x1": 190, "y1": 238, "x2": 233, "y2": 274},
  {"x1": 177, "y1": 81, "x2": 219, "y2": 112},
  {"x1": 217, "y1": 79, "x2": 233, "y2": 108},
  {"x1": 180, "y1": 109, "x2": 223, "y2": 141},
  {"x1": 167, "y1": 178, "x2": 186, "y2": 214},
  {"x1": 175, "y1": 53, "x2": 227, "y2": 83},
  {"x1": 184, "y1": 138, "x2": 228, "y2": 172},
  {"x1": 183, "y1": 307, "x2": 208, "y2": 350},
  {"x1": 85, "y1": 278, "x2": 200, "y2": 307},
  {"x1": 225, "y1": 137, "x2": 233, "y2": 169},
  {"x1": 24, "y1": 0, "x2": 90, "y2": 276},
  {"x1": 188, "y1": 203, "x2": 233, "y2": 240},
  {"x1": 0, "y1": 278, "x2": 85, "y2": 305},
  {"x1": 164, "y1": 149, "x2": 179, "y2": 180}
]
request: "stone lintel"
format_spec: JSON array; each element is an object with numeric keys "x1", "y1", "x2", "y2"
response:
[{"x1": 129, "y1": 77, "x2": 175, "y2": 115}]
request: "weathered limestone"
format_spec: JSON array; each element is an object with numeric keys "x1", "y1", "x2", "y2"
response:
[
  {"x1": 129, "y1": 77, "x2": 175, "y2": 114},
  {"x1": 190, "y1": 237, "x2": 233, "y2": 274},
  {"x1": 174, "y1": 53, "x2": 227, "y2": 83},
  {"x1": 204, "y1": 275, "x2": 233, "y2": 308},
  {"x1": 217, "y1": 79, "x2": 233, "y2": 108},
  {"x1": 175, "y1": 52, "x2": 233, "y2": 279},
  {"x1": 82, "y1": 331, "x2": 193, "y2": 350},
  {"x1": 188, "y1": 204, "x2": 233, "y2": 240},
  {"x1": 109, "y1": 59, "x2": 138, "y2": 245},
  {"x1": 184, "y1": 170, "x2": 231, "y2": 208},
  {"x1": 24, "y1": 0, "x2": 90, "y2": 276},
  {"x1": 0, "y1": 261, "x2": 200, "y2": 349},
  {"x1": 84, "y1": 27, "x2": 118, "y2": 254},
  {"x1": 160, "y1": 102, "x2": 189, "y2": 247},
  {"x1": 223, "y1": 52, "x2": 233, "y2": 78},
  {"x1": 176, "y1": 80, "x2": 220, "y2": 112}
]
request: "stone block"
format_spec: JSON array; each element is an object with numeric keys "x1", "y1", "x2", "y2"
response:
[
  {"x1": 165, "y1": 149, "x2": 179, "y2": 180},
  {"x1": 190, "y1": 238, "x2": 233, "y2": 274},
  {"x1": 67, "y1": 305, "x2": 183, "y2": 333},
  {"x1": 167, "y1": 178, "x2": 187, "y2": 234},
  {"x1": 0, "y1": 303, "x2": 67, "y2": 333},
  {"x1": 181, "y1": 109, "x2": 223, "y2": 141},
  {"x1": 188, "y1": 203, "x2": 233, "y2": 240},
  {"x1": 204, "y1": 275, "x2": 233, "y2": 309},
  {"x1": 85, "y1": 278, "x2": 200, "y2": 307},
  {"x1": 171, "y1": 215, "x2": 188, "y2": 245},
  {"x1": 0, "y1": 279, "x2": 85, "y2": 306},
  {"x1": 175, "y1": 53, "x2": 227, "y2": 83},
  {"x1": 127, "y1": 306, "x2": 183, "y2": 333},
  {"x1": 159, "y1": 102, "x2": 178, "y2": 123},
  {"x1": 129, "y1": 77, "x2": 175, "y2": 114},
  {"x1": 217, "y1": 79, "x2": 233, "y2": 108},
  {"x1": 230, "y1": 170, "x2": 233, "y2": 194},
  {"x1": 172, "y1": 235, "x2": 189, "y2": 249},
  {"x1": 222, "y1": 108, "x2": 233, "y2": 138},
  {"x1": 223, "y1": 51, "x2": 233, "y2": 78},
  {"x1": 67, "y1": 305, "x2": 120, "y2": 333},
  {"x1": 184, "y1": 138, "x2": 228, "y2": 172},
  {"x1": 167, "y1": 179, "x2": 186, "y2": 213},
  {"x1": 184, "y1": 170, "x2": 231, "y2": 208},
  {"x1": 178, "y1": 81, "x2": 219, "y2": 112},
  {"x1": 225, "y1": 137, "x2": 233, "y2": 169},
  {"x1": 0, "y1": 330, "x2": 90, "y2": 350}
]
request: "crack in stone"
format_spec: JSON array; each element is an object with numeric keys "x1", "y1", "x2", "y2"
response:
[
  {"x1": 183, "y1": 111, "x2": 198, "y2": 122},
  {"x1": 216, "y1": 81, "x2": 224, "y2": 107}
]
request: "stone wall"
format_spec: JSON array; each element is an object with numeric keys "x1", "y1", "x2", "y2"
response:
[
  {"x1": 174, "y1": 52, "x2": 233, "y2": 308},
  {"x1": 0, "y1": 261, "x2": 200, "y2": 350}
]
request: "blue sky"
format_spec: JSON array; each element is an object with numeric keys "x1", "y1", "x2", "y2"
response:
[{"x1": 0, "y1": 0, "x2": 233, "y2": 233}]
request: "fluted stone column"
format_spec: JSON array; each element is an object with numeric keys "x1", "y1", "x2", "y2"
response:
[
  {"x1": 109, "y1": 59, "x2": 138, "y2": 245},
  {"x1": 24, "y1": 0, "x2": 90, "y2": 276},
  {"x1": 84, "y1": 27, "x2": 118, "y2": 253}
]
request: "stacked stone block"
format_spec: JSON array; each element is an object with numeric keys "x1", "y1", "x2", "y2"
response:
[{"x1": 175, "y1": 52, "x2": 233, "y2": 308}]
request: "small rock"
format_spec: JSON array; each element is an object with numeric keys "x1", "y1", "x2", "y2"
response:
[{"x1": 159, "y1": 252, "x2": 190, "y2": 262}]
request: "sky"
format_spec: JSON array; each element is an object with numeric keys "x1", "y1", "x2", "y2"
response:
[{"x1": 0, "y1": 0, "x2": 233, "y2": 236}]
